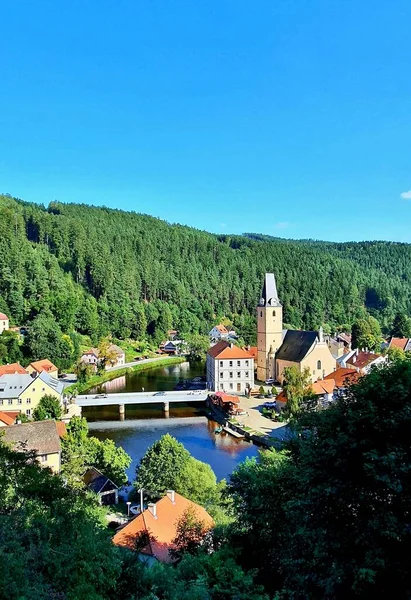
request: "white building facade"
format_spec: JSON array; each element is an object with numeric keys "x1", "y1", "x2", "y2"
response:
[
  {"x1": 0, "y1": 313, "x2": 9, "y2": 335},
  {"x1": 206, "y1": 341, "x2": 254, "y2": 393}
]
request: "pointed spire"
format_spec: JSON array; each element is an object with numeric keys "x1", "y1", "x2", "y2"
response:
[{"x1": 259, "y1": 273, "x2": 281, "y2": 307}]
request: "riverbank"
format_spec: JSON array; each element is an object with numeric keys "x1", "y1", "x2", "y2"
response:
[{"x1": 66, "y1": 356, "x2": 186, "y2": 395}]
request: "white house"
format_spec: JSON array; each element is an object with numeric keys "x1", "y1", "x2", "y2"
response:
[
  {"x1": 206, "y1": 341, "x2": 254, "y2": 393},
  {"x1": 80, "y1": 344, "x2": 125, "y2": 370},
  {"x1": 0, "y1": 312, "x2": 9, "y2": 335},
  {"x1": 209, "y1": 324, "x2": 229, "y2": 343}
]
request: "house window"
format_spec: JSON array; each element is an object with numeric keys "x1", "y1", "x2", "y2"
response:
[
  {"x1": 8, "y1": 399, "x2": 12, "y2": 405},
  {"x1": 237, "y1": 372, "x2": 241, "y2": 378},
  {"x1": 237, "y1": 383, "x2": 241, "y2": 392},
  {"x1": 219, "y1": 361, "x2": 223, "y2": 367},
  {"x1": 260, "y1": 311, "x2": 263, "y2": 317},
  {"x1": 245, "y1": 371, "x2": 249, "y2": 378},
  {"x1": 229, "y1": 372, "x2": 233, "y2": 378},
  {"x1": 40, "y1": 455, "x2": 47, "y2": 463},
  {"x1": 273, "y1": 310, "x2": 276, "y2": 317},
  {"x1": 220, "y1": 372, "x2": 223, "y2": 379},
  {"x1": 229, "y1": 383, "x2": 233, "y2": 390},
  {"x1": 220, "y1": 384, "x2": 224, "y2": 390},
  {"x1": 26, "y1": 409, "x2": 31, "y2": 416},
  {"x1": 32, "y1": 388, "x2": 35, "y2": 392},
  {"x1": 18, "y1": 399, "x2": 22, "y2": 405},
  {"x1": 237, "y1": 361, "x2": 240, "y2": 367},
  {"x1": 245, "y1": 360, "x2": 249, "y2": 367},
  {"x1": 317, "y1": 360, "x2": 322, "y2": 370},
  {"x1": 26, "y1": 398, "x2": 31, "y2": 404},
  {"x1": 0, "y1": 400, "x2": 3, "y2": 406},
  {"x1": 229, "y1": 361, "x2": 233, "y2": 367},
  {"x1": 42, "y1": 388, "x2": 45, "y2": 392}
]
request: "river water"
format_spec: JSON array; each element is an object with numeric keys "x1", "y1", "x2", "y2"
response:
[{"x1": 85, "y1": 361, "x2": 260, "y2": 482}]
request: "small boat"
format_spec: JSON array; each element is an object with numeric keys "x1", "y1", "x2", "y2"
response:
[{"x1": 214, "y1": 426, "x2": 223, "y2": 434}]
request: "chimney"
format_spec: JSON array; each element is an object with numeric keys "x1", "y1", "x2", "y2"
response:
[
  {"x1": 319, "y1": 326, "x2": 324, "y2": 343},
  {"x1": 147, "y1": 503, "x2": 157, "y2": 518},
  {"x1": 167, "y1": 490, "x2": 176, "y2": 504},
  {"x1": 230, "y1": 343, "x2": 233, "y2": 349}
]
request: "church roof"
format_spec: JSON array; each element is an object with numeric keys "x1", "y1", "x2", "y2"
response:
[
  {"x1": 259, "y1": 273, "x2": 281, "y2": 307},
  {"x1": 275, "y1": 330, "x2": 318, "y2": 363}
]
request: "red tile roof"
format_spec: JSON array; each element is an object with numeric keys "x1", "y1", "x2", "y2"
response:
[
  {"x1": 214, "y1": 324, "x2": 228, "y2": 334},
  {"x1": 29, "y1": 359, "x2": 58, "y2": 374},
  {"x1": 346, "y1": 351, "x2": 381, "y2": 370},
  {"x1": 207, "y1": 340, "x2": 253, "y2": 360},
  {"x1": 113, "y1": 492, "x2": 214, "y2": 562},
  {"x1": 55, "y1": 421, "x2": 67, "y2": 438},
  {"x1": 324, "y1": 368, "x2": 359, "y2": 387},
  {"x1": 0, "y1": 313, "x2": 9, "y2": 321},
  {"x1": 248, "y1": 346, "x2": 258, "y2": 359},
  {"x1": 311, "y1": 379, "x2": 335, "y2": 395},
  {"x1": 0, "y1": 411, "x2": 16, "y2": 425},
  {"x1": 212, "y1": 392, "x2": 240, "y2": 404},
  {"x1": 0, "y1": 363, "x2": 28, "y2": 376},
  {"x1": 389, "y1": 337, "x2": 409, "y2": 350}
]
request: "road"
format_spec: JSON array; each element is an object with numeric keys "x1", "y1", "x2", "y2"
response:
[
  {"x1": 105, "y1": 355, "x2": 185, "y2": 372},
  {"x1": 75, "y1": 390, "x2": 207, "y2": 407}
]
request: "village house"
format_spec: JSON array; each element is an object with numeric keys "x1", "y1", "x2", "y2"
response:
[
  {"x1": 276, "y1": 378, "x2": 336, "y2": 410},
  {"x1": 257, "y1": 273, "x2": 336, "y2": 384},
  {"x1": 326, "y1": 332, "x2": 352, "y2": 358},
  {"x1": 0, "y1": 371, "x2": 65, "y2": 417},
  {"x1": 80, "y1": 344, "x2": 126, "y2": 370},
  {"x1": 26, "y1": 359, "x2": 59, "y2": 379},
  {"x1": 206, "y1": 341, "x2": 254, "y2": 393},
  {"x1": 83, "y1": 467, "x2": 119, "y2": 505},
  {"x1": 0, "y1": 312, "x2": 9, "y2": 334},
  {"x1": 2, "y1": 419, "x2": 66, "y2": 473},
  {"x1": 209, "y1": 324, "x2": 229, "y2": 343},
  {"x1": 113, "y1": 490, "x2": 214, "y2": 564},
  {"x1": 0, "y1": 363, "x2": 28, "y2": 376},
  {"x1": 323, "y1": 367, "x2": 359, "y2": 392},
  {"x1": 338, "y1": 348, "x2": 387, "y2": 374},
  {"x1": 388, "y1": 337, "x2": 411, "y2": 352}
]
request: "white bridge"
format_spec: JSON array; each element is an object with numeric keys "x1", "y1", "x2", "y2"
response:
[{"x1": 75, "y1": 390, "x2": 209, "y2": 417}]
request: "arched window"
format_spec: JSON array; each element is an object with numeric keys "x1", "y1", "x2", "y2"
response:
[
  {"x1": 260, "y1": 311, "x2": 263, "y2": 318},
  {"x1": 273, "y1": 310, "x2": 276, "y2": 317},
  {"x1": 317, "y1": 360, "x2": 322, "y2": 370}
]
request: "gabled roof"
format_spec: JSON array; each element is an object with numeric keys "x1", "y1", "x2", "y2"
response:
[
  {"x1": 0, "y1": 411, "x2": 16, "y2": 426},
  {"x1": 0, "y1": 363, "x2": 28, "y2": 376},
  {"x1": 275, "y1": 330, "x2": 318, "y2": 363},
  {"x1": 324, "y1": 368, "x2": 359, "y2": 388},
  {"x1": 113, "y1": 492, "x2": 213, "y2": 562},
  {"x1": 211, "y1": 392, "x2": 240, "y2": 404},
  {"x1": 83, "y1": 467, "x2": 118, "y2": 494},
  {"x1": 247, "y1": 346, "x2": 258, "y2": 359},
  {"x1": 311, "y1": 379, "x2": 335, "y2": 395},
  {"x1": 3, "y1": 420, "x2": 62, "y2": 455},
  {"x1": 213, "y1": 324, "x2": 228, "y2": 334},
  {"x1": 389, "y1": 337, "x2": 409, "y2": 351},
  {"x1": 38, "y1": 371, "x2": 65, "y2": 395},
  {"x1": 0, "y1": 313, "x2": 9, "y2": 320},
  {"x1": 207, "y1": 340, "x2": 254, "y2": 360},
  {"x1": 258, "y1": 273, "x2": 281, "y2": 307},
  {"x1": 0, "y1": 374, "x2": 33, "y2": 399},
  {"x1": 346, "y1": 351, "x2": 381, "y2": 370},
  {"x1": 29, "y1": 359, "x2": 58, "y2": 374}
]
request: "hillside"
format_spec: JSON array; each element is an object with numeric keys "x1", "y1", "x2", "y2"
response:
[{"x1": 1, "y1": 194, "x2": 411, "y2": 345}]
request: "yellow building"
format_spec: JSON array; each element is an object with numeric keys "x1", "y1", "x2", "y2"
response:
[
  {"x1": 257, "y1": 273, "x2": 336, "y2": 383},
  {"x1": 3, "y1": 420, "x2": 64, "y2": 473},
  {"x1": 0, "y1": 371, "x2": 64, "y2": 418},
  {"x1": 26, "y1": 359, "x2": 59, "y2": 379}
]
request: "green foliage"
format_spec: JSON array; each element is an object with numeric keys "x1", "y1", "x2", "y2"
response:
[
  {"x1": 229, "y1": 358, "x2": 411, "y2": 598},
  {"x1": 184, "y1": 332, "x2": 209, "y2": 361},
  {"x1": 3, "y1": 194, "x2": 411, "y2": 349},
  {"x1": 175, "y1": 456, "x2": 218, "y2": 506},
  {"x1": 0, "y1": 330, "x2": 22, "y2": 364},
  {"x1": 392, "y1": 311, "x2": 411, "y2": 338},
  {"x1": 24, "y1": 312, "x2": 80, "y2": 369},
  {"x1": 351, "y1": 315, "x2": 382, "y2": 351},
  {"x1": 96, "y1": 335, "x2": 117, "y2": 372},
  {"x1": 75, "y1": 359, "x2": 94, "y2": 383},
  {"x1": 170, "y1": 506, "x2": 209, "y2": 561},
  {"x1": 61, "y1": 416, "x2": 131, "y2": 487},
  {"x1": 32, "y1": 394, "x2": 62, "y2": 421},
  {"x1": 281, "y1": 365, "x2": 313, "y2": 418}
]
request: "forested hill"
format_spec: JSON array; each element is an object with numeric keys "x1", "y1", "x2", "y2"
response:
[{"x1": 1, "y1": 193, "x2": 411, "y2": 343}]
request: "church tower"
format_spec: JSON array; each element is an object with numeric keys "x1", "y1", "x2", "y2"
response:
[{"x1": 257, "y1": 273, "x2": 283, "y2": 382}]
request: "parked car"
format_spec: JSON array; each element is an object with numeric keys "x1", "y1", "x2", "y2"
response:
[
  {"x1": 153, "y1": 391, "x2": 166, "y2": 396},
  {"x1": 265, "y1": 378, "x2": 275, "y2": 385}
]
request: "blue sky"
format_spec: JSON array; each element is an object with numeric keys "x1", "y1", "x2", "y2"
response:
[{"x1": 1, "y1": 0, "x2": 410, "y2": 242}]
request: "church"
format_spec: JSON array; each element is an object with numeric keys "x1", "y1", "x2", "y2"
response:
[{"x1": 257, "y1": 273, "x2": 336, "y2": 384}]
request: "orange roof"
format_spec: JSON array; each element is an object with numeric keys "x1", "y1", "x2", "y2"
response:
[
  {"x1": 0, "y1": 411, "x2": 16, "y2": 425},
  {"x1": 212, "y1": 392, "x2": 240, "y2": 404},
  {"x1": 214, "y1": 324, "x2": 228, "y2": 334},
  {"x1": 389, "y1": 337, "x2": 409, "y2": 350},
  {"x1": 207, "y1": 340, "x2": 253, "y2": 360},
  {"x1": 248, "y1": 346, "x2": 258, "y2": 359},
  {"x1": 55, "y1": 421, "x2": 67, "y2": 438},
  {"x1": 0, "y1": 363, "x2": 28, "y2": 376},
  {"x1": 113, "y1": 492, "x2": 214, "y2": 562},
  {"x1": 0, "y1": 313, "x2": 9, "y2": 320},
  {"x1": 29, "y1": 359, "x2": 58, "y2": 373},
  {"x1": 311, "y1": 379, "x2": 335, "y2": 395},
  {"x1": 324, "y1": 368, "x2": 359, "y2": 387}
]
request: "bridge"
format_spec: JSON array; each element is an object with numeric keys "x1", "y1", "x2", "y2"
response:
[{"x1": 75, "y1": 390, "x2": 209, "y2": 418}]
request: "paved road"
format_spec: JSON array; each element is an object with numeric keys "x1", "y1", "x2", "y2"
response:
[
  {"x1": 76, "y1": 390, "x2": 207, "y2": 407},
  {"x1": 235, "y1": 394, "x2": 289, "y2": 441}
]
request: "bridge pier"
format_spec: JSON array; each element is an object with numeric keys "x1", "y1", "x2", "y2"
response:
[
  {"x1": 163, "y1": 401, "x2": 170, "y2": 419},
  {"x1": 119, "y1": 404, "x2": 125, "y2": 421}
]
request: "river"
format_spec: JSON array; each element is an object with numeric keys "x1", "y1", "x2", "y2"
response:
[{"x1": 85, "y1": 360, "x2": 260, "y2": 482}]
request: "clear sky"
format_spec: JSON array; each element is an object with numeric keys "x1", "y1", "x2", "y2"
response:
[{"x1": 1, "y1": 0, "x2": 410, "y2": 242}]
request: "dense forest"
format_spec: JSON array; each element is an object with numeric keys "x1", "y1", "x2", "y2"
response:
[{"x1": 1, "y1": 193, "x2": 411, "y2": 348}]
